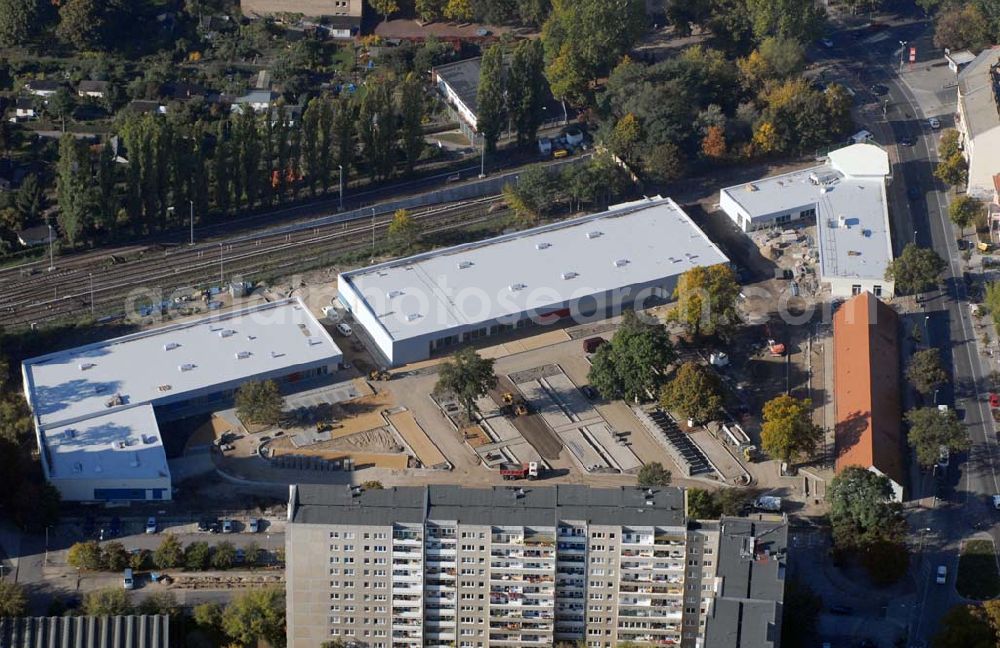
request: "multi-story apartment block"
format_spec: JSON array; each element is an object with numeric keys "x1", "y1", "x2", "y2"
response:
[{"x1": 286, "y1": 484, "x2": 787, "y2": 648}]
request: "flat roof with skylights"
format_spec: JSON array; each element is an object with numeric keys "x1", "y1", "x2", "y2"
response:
[
  {"x1": 22, "y1": 298, "x2": 342, "y2": 501},
  {"x1": 338, "y1": 196, "x2": 728, "y2": 364}
]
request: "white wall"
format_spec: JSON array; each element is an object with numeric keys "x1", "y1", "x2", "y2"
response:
[
  {"x1": 52, "y1": 476, "x2": 172, "y2": 502},
  {"x1": 826, "y1": 276, "x2": 894, "y2": 299}
]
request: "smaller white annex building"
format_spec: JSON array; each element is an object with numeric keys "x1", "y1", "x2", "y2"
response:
[
  {"x1": 21, "y1": 298, "x2": 342, "y2": 502},
  {"x1": 720, "y1": 143, "x2": 894, "y2": 298},
  {"x1": 338, "y1": 196, "x2": 729, "y2": 366}
]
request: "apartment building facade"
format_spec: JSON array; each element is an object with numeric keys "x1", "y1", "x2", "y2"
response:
[{"x1": 287, "y1": 485, "x2": 786, "y2": 648}]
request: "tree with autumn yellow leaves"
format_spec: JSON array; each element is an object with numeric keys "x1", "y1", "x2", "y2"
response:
[
  {"x1": 760, "y1": 394, "x2": 823, "y2": 465},
  {"x1": 668, "y1": 264, "x2": 740, "y2": 338}
]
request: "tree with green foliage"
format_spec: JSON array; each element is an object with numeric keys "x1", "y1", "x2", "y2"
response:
[
  {"x1": 387, "y1": 208, "x2": 421, "y2": 252},
  {"x1": 83, "y1": 588, "x2": 133, "y2": 616},
  {"x1": 507, "y1": 39, "x2": 546, "y2": 149},
  {"x1": 244, "y1": 542, "x2": 262, "y2": 567},
  {"x1": 760, "y1": 394, "x2": 822, "y2": 465},
  {"x1": 68, "y1": 540, "x2": 105, "y2": 571},
  {"x1": 434, "y1": 347, "x2": 498, "y2": 421},
  {"x1": 932, "y1": 603, "x2": 998, "y2": 648},
  {"x1": 0, "y1": 580, "x2": 27, "y2": 617},
  {"x1": 906, "y1": 406, "x2": 969, "y2": 469},
  {"x1": 637, "y1": 461, "x2": 672, "y2": 487},
  {"x1": 185, "y1": 541, "x2": 211, "y2": 571},
  {"x1": 14, "y1": 173, "x2": 42, "y2": 226},
  {"x1": 660, "y1": 361, "x2": 724, "y2": 424},
  {"x1": 745, "y1": 0, "x2": 823, "y2": 43},
  {"x1": 358, "y1": 77, "x2": 398, "y2": 182},
  {"x1": 399, "y1": 73, "x2": 425, "y2": 173},
  {"x1": 102, "y1": 542, "x2": 129, "y2": 571},
  {"x1": 137, "y1": 591, "x2": 180, "y2": 617},
  {"x1": 503, "y1": 164, "x2": 555, "y2": 224},
  {"x1": 588, "y1": 311, "x2": 676, "y2": 402},
  {"x1": 687, "y1": 488, "x2": 722, "y2": 519},
  {"x1": 828, "y1": 466, "x2": 905, "y2": 551},
  {"x1": 669, "y1": 264, "x2": 741, "y2": 338},
  {"x1": 0, "y1": 0, "x2": 39, "y2": 47},
  {"x1": 935, "y1": 150, "x2": 968, "y2": 187},
  {"x1": 153, "y1": 534, "x2": 183, "y2": 569},
  {"x1": 129, "y1": 549, "x2": 149, "y2": 571},
  {"x1": 933, "y1": 3, "x2": 992, "y2": 53},
  {"x1": 301, "y1": 99, "x2": 320, "y2": 196},
  {"x1": 541, "y1": 0, "x2": 645, "y2": 106},
  {"x1": 885, "y1": 244, "x2": 946, "y2": 296},
  {"x1": 212, "y1": 541, "x2": 236, "y2": 570},
  {"x1": 56, "y1": 134, "x2": 91, "y2": 245},
  {"x1": 415, "y1": 0, "x2": 444, "y2": 22},
  {"x1": 907, "y1": 348, "x2": 949, "y2": 396},
  {"x1": 235, "y1": 379, "x2": 285, "y2": 426},
  {"x1": 221, "y1": 587, "x2": 286, "y2": 648},
  {"x1": 950, "y1": 195, "x2": 983, "y2": 237},
  {"x1": 444, "y1": 0, "x2": 472, "y2": 21},
  {"x1": 56, "y1": 0, "x2": 105, "y2": 50},
  {"x1": 193, "y1": 602, "x2": 225, "y2": 641},
  {"x1": 477, "y1": 43, "x2": 505, "y2": 154},
  {"x1": 609, "y1": 112, "x2": 642, "y2": 165},
  {"x1": 368, "y1": 0, "x2": 399, "y2": 21}
]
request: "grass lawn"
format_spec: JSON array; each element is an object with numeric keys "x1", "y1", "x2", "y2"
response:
[{"x1": 956, "y1": 539, "x2": 1000, "y2": 600}]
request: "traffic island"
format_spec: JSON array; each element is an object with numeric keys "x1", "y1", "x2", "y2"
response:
[{"x1": 956, "y1": 539, "x2": 1000, "y2": 599}]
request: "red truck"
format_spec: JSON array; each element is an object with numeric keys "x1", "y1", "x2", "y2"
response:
[{"x1": 500, "y1": 462, "x2": 540, "y2": 480}]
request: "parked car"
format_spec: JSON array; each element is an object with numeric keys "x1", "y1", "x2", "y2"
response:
[
  {"x1": 145, "y1": 517, "x2": 157, "y2": 534},
  {"x1": 899, "y1": 136, "x2": 915, "y2": 147},
  {"x1": 993, "y1": 494, "x2": 1000, "y2": 510},
  {"x1": 829, "y1": 605, "x2": 854, "y2": 615},
  {"x1": 336, "y1": 322, "x2": 353, "y2": 336},
  {"x1": 122, "y1": 568, "x2": 134, "y2": 590},
  {"x1": 580, "y1": 385, "x2": 598, "y2": 401},
  {"x1": 819, "y1": 37, "x2": 834, "y2": 48},
  {"x1": 198, "y1": 517, "x2": 220, "y2": 533},
  {"x1": 936, "y1": 565, "x2": 947, "y2": 584},
  {"x1": 869, "y1": 84, "x2": 889, "y2": 96},
  {"x1": 221, "y1": 519, "x2": 234, "y2": 533},
  {"x1": 929, "y1": 117, "x2": 941, "y2": 129},
  {"x1": 248, "y1": 518, "x2": 261, "y2": 533}
]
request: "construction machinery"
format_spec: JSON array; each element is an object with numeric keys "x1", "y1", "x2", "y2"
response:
[
  {"x1": 743, "y1": 445, "x2": 759, "y2": 462},
  {"x1": 767, "y1": 339, "x2": 786, "y2": 356},
  {"x1": 501, "y1": 392, "x2": 529, "y2": 416},
  {"x1": 369, "y1": 368, "x2": 391, "y2": 381},
  {"x1": 500, "y1": 462, "x2": 541, "y2": 480}
]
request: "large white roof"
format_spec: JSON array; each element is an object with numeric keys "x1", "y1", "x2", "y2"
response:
[
  {"x1": 42, "y1": 404, "x2": 168, "y2": 482},
  {"x1": 23, "y1": 298, "x2": 341, "y2": 430},
  {"x1": 721, "y1": 145, "x2": 892, "y2": 283},
  {"x1": 339, "y1": 197, "x2": 729, "y2": 342}
]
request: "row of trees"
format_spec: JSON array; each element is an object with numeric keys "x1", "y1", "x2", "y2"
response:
[
  {"x1": 477, "y1": 40, "x2": 547, "y2": 152},
  {"x1": 54, "y1": 73, "x2": 426, "y2": 246},
  {"x1": 68, "y1": 535, "x2": 268, "y2": 572},
  {"x1": 930, "y1": 0, "x2": 1000, "y2": 53},
  {"x1": 370, "y1": 0, "x2": 551, "y2": 27},
  {"x1": 501, "y1": 156, "x2": 632, "y2": 224}
]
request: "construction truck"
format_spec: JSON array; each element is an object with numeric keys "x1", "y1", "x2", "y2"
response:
[
  {"x1": 500, "y1": 462, "x2": 541, "y2": 480},
  {"x1": 369, "y1": 368, "x2": 391, "y2": 381}
]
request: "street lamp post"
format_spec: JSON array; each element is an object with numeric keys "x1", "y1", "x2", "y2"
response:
[
  {"x1": 89, "y1": 272, "x2": 94, "y2": 316},
  {"x1": 219, "y1": 243, "x2": 224, "y2": 287},
  {"x1": 899, "y1": 40, "x2": 908, "y2": 73},
  {"x1": 370, "y1": 207, "x2": 376, "y2": 264},
  {"x1": 189, "y1": 199, "x2": 194, "y2": 246},
  {"x1": 47, "y1": 223, "x2": 55, "y2": 271},
  {"x1": 338, "y1": 164, "x2": 345, "y2": 211}
]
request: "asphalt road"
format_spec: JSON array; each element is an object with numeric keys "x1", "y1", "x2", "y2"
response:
[{"x1": 813, "y1": 13, "x2": 1000, "y2": 645}]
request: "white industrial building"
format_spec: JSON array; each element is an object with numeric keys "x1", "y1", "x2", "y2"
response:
[
  {"x1": 21, "y1": 298, "x2": 342, "y2": 502},
  {"x1": 720, "y1": 143, "x2": 895, "y2": 298},
  {"x1": 337, "y1": 196, "x2": 729, "y2": 366}
]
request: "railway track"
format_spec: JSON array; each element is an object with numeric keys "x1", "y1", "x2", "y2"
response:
[{"x1": 1, "y1": 196, "x2": 507, "y2": 329}]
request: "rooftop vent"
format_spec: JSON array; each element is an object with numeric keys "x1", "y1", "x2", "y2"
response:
[
  {"x1": 78, "y1": 362, "x2": 95, "y2": 371},
  {"x1": 457, "y1": 261, "x2": 474, "y2": 270},
  {"x1": 613, "y1": 259, "x2": 629, "y2": 268},
  {"x1": 64, "y1": 429, "x2": 76, "y2": 440},
  {"x1": 561, "y1": 272, "x2": 578, "y2": 280},
  {"x1": 387, "y1": 290, "x2": 404, "y2": 299},
  {"x1": 406, "y1": 313, "x2": 422, "y2": 322},
  {"x1": 179, "y1": 363, "x2": 196, "y2": 372},
  {"x1": 535, "y1": 242, "x2": 551, "y2": 250},
  {"x1": 142, "y1": 435, "x2": 156, "y2": 445},
  {"x1": 509, "y1": 283, "x2": 526, "y2": 292},
  {"x1": 113, "y1": 440, "x2": 126, "y2": 450},
  {"x1": 163, "y1": 342, "x2": 180, "y2": 351},
  {"x1": 586, "y1": 231, "x2": 602, "y2": 239},
  {"x1": 157, "y1": 384, "x2": 172, "y2": 392},
  {"x1": 645, "y1": 499, "x2": 654, "y2": 506},
  {"x1": 218, "y1": 329, "x2": 236, "y2": 338},
  {"x1": 838, "y1": 215, "x2": 847, "y2": 228},
  {"x1": 247, "y1": 335, "x2": 256, "y2": 341},
  {"x1": 745, "y1": 183, "x2": 758, "y2": 192},
  {"x1": 235, "y1": 351, "x2": 251, "y2": 360}
]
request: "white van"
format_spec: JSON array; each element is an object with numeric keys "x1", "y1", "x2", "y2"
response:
[
  {"x1": 123, "y1": 568, "x2": 134, "y2": 590},
  {"x1": 336, "y1": 322, "x2": 353, "y2": 336}
]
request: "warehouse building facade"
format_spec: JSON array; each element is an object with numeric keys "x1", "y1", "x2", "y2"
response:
[
  {"x1": 21, "y1": 298, "x2": 342, "y2": 502},
  {"x1": 286, "y1": 484, "x2": 787, "y2": 648},
  {"x1": 337, "y1": 196, "x2": 729, "y2": 366}
]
